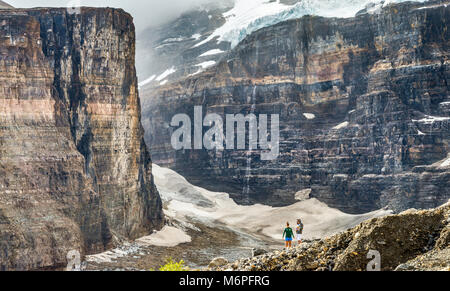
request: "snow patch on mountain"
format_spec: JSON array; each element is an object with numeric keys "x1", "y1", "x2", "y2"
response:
[
  {"x1": 414, "y1": 2, "x2": 449, "y2": 10},
  {"x1": 138, "y1": 74, "x2": 156, "y2": 88},
  {"x1": 333, "y1": 121, "x2": 349, "y2": 130},
  {"x1": 195, "y1": 61, "x2": 216, "y2": 69},
  {"x1": 136, "y1": 226, "x2": 191, "y2": 247},
  {"x1": 156, "y1": 67, "x2": 176, "y2": 82},
  {"x1": 161, "y1": 37, "x2": 186, "y2": 44},
  {"x1": 303, "y1": 113, "x2": 316, "y2": 120},
  {"x1": 413, "y1": 115, "x2": 450, "y2": 124},
  {"x1": 199, "y1": 49, "x2": 225, "y2": 57},
  {"x1": 153, "y1": 164, "x2": 392, "y2": 241},
  {"x1": 188, "y1": 69, "x2": 203, "y2": 77},
  {"x1": 440, "y1": 157, "x2": 450, "y2": 168},
  {"x1": 191, "y1": 33, "x2": 202, "y2": 40}
]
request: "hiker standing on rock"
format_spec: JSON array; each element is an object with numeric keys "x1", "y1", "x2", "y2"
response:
[
  {"x1": 283, "y1": 222, "x2": 294, "y2": 249},
  {"x1": 296, "y1": 219, "x2": 304, "y2": 245}
]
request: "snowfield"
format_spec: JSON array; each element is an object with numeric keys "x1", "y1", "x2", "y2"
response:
[
  {"x1": 137, "y1": 226, "x2": 192, "y2": 247},
  {"x1": 153, "y1": 164, "x2": 392, "y2": 241}
]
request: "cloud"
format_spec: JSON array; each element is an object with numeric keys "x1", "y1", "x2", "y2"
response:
[{"x1": 7, "y1": 0, "x2": 227, "y2": 31}]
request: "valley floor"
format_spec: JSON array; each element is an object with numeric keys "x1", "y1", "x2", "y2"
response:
[{"x1": 84, "y1": 165, "x2": 392, "y2": 270}]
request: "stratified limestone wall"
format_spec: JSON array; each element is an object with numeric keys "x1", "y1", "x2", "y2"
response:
[
  {"x1": 0, "y1": 8, "x2": 163, "y2": 270},
  {"x1": 142, "y1": 1, "x2": 449, "y2": 213}
]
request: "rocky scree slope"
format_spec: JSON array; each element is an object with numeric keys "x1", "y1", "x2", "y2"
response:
[
  {"x1": 208, "y1": 201, "x2": 450, "y2": 271},
  {"x1": 0, "y1": 8, "x2": 163, "y2": 270},
  {"x1": 142, "y1": 0, "x2": 450, "y2": 214}
]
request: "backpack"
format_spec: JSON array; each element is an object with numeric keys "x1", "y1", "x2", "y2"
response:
[{"x1": 296, "y1": 223, "x2": 304, "y2": 234}]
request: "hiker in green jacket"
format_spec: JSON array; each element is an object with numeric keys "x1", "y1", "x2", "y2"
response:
[{"x1": 283, "y1": 222, "x2": 294, "y2": 248}]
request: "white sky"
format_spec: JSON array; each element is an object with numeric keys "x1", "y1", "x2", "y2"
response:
[{"x1": 6, "y1": 0, "x2": 220, "y2": 32}]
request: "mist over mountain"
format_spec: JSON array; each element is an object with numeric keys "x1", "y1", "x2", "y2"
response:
[{"x1": 7, "y1": 0, "x2": 223, "y2": 31}]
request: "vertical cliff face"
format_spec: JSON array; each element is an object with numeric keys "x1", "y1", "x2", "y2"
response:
[
  {"x1": 0, "y1": 8, "x2": 163, "y2": 270},
  {"x1": 142, "y1": 1, "x2": 449, "y2": 213}
]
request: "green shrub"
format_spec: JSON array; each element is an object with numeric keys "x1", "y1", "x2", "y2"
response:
[{"x1": 156, "y1": 258, "x2": 189, "y2": 271}]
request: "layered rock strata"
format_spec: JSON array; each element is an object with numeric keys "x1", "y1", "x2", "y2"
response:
[{"x1": 0, "y1": 8, "x2": 163, "y2": 270}]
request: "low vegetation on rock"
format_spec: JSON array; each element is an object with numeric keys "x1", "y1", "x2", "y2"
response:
[{"x1": 154, "y1": 258, "x2": 190, "y2": 271}]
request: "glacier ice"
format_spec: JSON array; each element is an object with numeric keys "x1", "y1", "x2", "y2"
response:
[{"x1": 195, "y1": 0, "x2": 427, "y2": 48}]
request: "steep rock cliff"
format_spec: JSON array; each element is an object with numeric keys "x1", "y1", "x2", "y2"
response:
[
  {"x1": 0, "y1": 8, "x2": 163, "y2": 270},
  {"x1": 142, "y1": 1, "x2": 449, "y2": 213}
]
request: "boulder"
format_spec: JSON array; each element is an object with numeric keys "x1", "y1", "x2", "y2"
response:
[{"x1": 208, "y1": 257, "x2": 229, "y2": 269}]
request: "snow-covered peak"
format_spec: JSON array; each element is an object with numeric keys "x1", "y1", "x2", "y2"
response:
[{"x1": 194, "y1": 0, "x2": 426, "y2": 48}]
